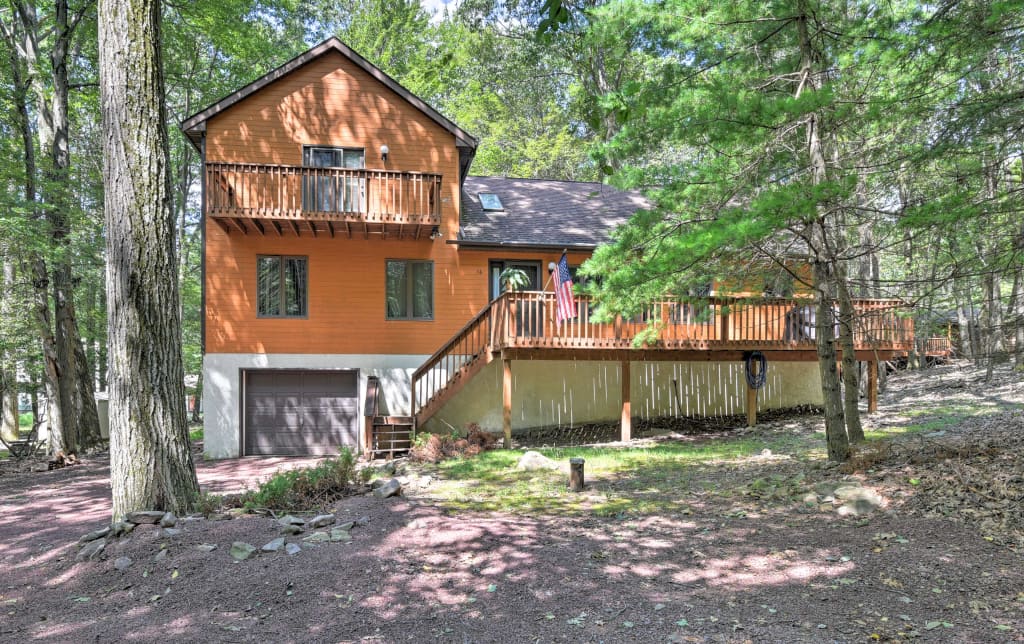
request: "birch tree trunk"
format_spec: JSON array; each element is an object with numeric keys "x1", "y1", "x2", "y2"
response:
[{"x1": 100, "y1": 0, "x2": 199, "y2": 517}]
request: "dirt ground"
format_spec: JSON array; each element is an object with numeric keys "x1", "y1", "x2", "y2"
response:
[{"x1": 1, "y1": 363, "x2": 1022, "y2": 643}]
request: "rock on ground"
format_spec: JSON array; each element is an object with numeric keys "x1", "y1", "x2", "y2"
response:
[
  {"x1": 373, "y1": 479, "x2": 402, "y2": 498},
  {"x1": 125, "y1": 511, "x2": 165, "y2": 524},
  {"x1": 307, "y1": 514, "x2": 335, "y2": 528},
  {"x1": 516, "y1": 451, "x2": 560, "y2": 471},
  {"x1": 229, "y1": 542, "x2": 257, "y2": 561}
]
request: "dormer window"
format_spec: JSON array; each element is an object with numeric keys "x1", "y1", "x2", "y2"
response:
[{"x1": 479, "y1": 192, "x2": 503, "y2": 211}]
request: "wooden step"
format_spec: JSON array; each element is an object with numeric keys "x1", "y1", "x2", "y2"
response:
[{"x1": 370, "y1": 416, "x2": 414, "y2": 458}]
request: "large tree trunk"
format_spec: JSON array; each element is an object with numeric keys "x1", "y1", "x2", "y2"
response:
[{"x1": 100, "y1": 0, "x2": 199, "y2": 518}]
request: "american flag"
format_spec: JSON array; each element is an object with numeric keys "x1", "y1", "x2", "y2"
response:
[{"x1": 554, "y1": 253, "x2": 577, "y2": 325}]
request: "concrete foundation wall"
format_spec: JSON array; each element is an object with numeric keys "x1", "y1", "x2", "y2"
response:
[
  {"x1": 422, "y1": 360, "x2": 824, "y2": 435},
  {"x1": 203, "y1": 353, "x2": 428, "y2": 459}
]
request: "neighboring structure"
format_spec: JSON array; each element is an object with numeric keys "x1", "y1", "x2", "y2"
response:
[{"x1": 183, "y1": 38, "x2": 912, "y2": 458}]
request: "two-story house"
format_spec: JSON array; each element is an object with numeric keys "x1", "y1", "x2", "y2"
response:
[{"x1": 183, "y1": 38, "x2": 911, "y2": 458}]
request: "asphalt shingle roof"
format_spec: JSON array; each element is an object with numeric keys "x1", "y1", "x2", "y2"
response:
[{"x1": 459, "y1": 176, "x2": 649, "y2": 249}]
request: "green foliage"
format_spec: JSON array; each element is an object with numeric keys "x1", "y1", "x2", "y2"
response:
[
  {"x1": 499, "y1": 267, "x2": 532, "y2": 291},
  {"x1": 237, "y1": 449, "x2": 358, "y2": 511}
]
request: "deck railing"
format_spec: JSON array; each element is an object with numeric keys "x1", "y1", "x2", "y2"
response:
[
  {"x1": 411, "y1": 292, "x2": 913, "y2": 420},
  {"x1": 205, "y1": 162, "x2": 442, "y2": 224}
]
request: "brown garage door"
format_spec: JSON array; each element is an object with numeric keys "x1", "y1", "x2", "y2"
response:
[{"x1": 243, "y1": 370, "x2": 358, "y2": 456}]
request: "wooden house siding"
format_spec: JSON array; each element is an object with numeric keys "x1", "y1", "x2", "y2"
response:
[
  {"x1": 204, "y1": 208, "x2": 591, "y2": 354},
  {"x1": 203, "y1": 49, "x2": 488, "y2": 355}
]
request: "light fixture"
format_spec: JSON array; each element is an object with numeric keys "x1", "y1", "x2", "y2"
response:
[
  {"x1": 380, "y1": 144, "x2": 389, "y2": 162},
  {"x1": 430, "y1": 226, "x2": 442, "y2": 240},
  {"x1": 548, "y1": 261, "x2": 557, "y2": 273}
]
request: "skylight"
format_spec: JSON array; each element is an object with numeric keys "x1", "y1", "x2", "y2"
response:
[{"x1": 479, "y1": 192, "x2": 503, "y2": 211}]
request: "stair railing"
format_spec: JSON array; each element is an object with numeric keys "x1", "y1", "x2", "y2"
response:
[{"x1": 411, "y1": 295, "x2": 505, "y2": 419}]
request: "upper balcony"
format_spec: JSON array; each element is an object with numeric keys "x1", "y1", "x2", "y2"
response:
[{"x1": 204, "y1": 162, "x2": 442, "y2": 239}]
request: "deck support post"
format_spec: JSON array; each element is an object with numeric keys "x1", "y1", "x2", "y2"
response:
[
  {"x1": 502, "y1": 358, "x2": 513, "y2": 448},
  {"x1": 867, "y1": 360, "x2": 878, "y2": 413},
  {"x1": 620, "y1": 360, "x2": 631, "y2": 442}
]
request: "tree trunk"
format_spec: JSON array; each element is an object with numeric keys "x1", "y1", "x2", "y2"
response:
[
  {"x1": 796, "y1": 3, "x2": 848, "y2": 462},
  {"x1": 813, "y1": 260, "x2": 849, "y2": 461},
  {"x1": 835, "y1": 265, "x2": 864, "y2": 442},
  {"x1": 31, "y1": 260, "x2": 66, "y2": 455},
  {"x1": 191, "y1": 370, "x2": 203, "y2": 423},
  {"x1": 4, "y1": 0, "x2": 100, "y2": 453},
  {"x1": 100, "y1": 0, "x2": 199, "y2": 518},
  {"x1": 1, "y1": 259, "x2": 18, "y2": 442}
]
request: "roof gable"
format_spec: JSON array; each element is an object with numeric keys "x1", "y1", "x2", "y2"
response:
[{"x1": 180, "y1": 37, "x2": 477, "y2": 152}]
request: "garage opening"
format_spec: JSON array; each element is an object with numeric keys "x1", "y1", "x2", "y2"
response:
[{"x1": 243, "y1": 369, "x2": 358, "y2": 456}]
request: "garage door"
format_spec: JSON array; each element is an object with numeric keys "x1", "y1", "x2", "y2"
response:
[{"x1": 243, "y1": 370, "x2": 358, "y2": 456}]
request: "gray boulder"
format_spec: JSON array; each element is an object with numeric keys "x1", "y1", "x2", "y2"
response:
[
  {"x1": 302, "y1": 531, "x2": 331, "y2": 544},
  {"x1": 285, "y1": 543, "x2": 301, "y2": 556},
  {"x1": 373, "y1": 479, "x2": 402, "y2": 498},
  {"x1": 280, "y1": 524, "x2": 303, "y2": 536},
  {"x1": 330, "y1": 528, "x2": 351, "y2": 542},
  {"x1": 159, "y1": 512, "x2": 177, "y2": 528},
  {"x1": 114, "y1": 557, "x2": 133, "y2": 571},
  {"x1": 261, "y1": 537, "x2": 286, "y2": 552},
  {"x1": 277, "y1": 514, "x2": 305, "y2": 527},
  {"x1": 196, "y1": 543, "x2": 218, "y2": 552}
]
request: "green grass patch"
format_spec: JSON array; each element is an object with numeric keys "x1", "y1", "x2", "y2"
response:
[
  {"x1": 18, "y1": 412, "x2": 32, "y2": 430},
  {"x1": 423, "y1": 436, "x2": 789, "y2": 516},
  {"x1": 189, "y1": 426, "x2": 203, "y2": 442}
]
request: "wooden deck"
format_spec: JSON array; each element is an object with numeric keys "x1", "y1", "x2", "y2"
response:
[
  {"x1": 204, "y1": 162, "x2": 442, "y2": 238},
  {"x1": 411, "y1": 291, "x2": 913, "y2": 439}
]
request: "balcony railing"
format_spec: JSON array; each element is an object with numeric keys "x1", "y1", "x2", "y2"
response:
[
  {"x1": 205, "y1": 162, "x2": 442, "y2": 225},
  {"x1": 411, "y1": 292, "x2": 913, "y2": 421}
]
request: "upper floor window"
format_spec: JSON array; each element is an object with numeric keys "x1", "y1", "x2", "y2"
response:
[
  {"x1": 257, "y1": 256, "x2": 307, "y2": 317},
  {"x1": 386, "y1": 260, "x2": 433, "y2": 320},
  {"x1": 302, "y1": 146, "x2": 365, "y2": 213}
]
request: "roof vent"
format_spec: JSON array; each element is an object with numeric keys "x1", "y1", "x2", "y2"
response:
[{"x1": 479, "y1": 192, "x2": 503, "y2": 211}]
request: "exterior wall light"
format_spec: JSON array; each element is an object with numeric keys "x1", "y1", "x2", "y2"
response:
[
  {"x1": 430, "y1": 226, "x2": 443, "y2": 240},
  {"x1": 380, "y1": 144, "x2": 389, "y2": 162}
]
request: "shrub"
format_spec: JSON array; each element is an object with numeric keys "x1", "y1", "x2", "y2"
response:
[
  {"x1": 237, "y1": 448, "x2": 358, "y2": 511},
  {"x1": 410, "y1": 423, "x2": 497, "y2": 463}
]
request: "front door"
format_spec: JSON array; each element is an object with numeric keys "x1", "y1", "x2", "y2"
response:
[{"x1": 490, "y1": 260, "x2": 542, "y2": 336}]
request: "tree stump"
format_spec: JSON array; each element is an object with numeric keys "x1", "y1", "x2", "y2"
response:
[{"x1": 569, "y1": 458, "x2": 585, "y2": 492}]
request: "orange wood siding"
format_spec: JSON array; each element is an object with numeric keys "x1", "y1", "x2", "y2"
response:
[{"x1": 205, "y1": 216, "x2": 590, "y2": 354}]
